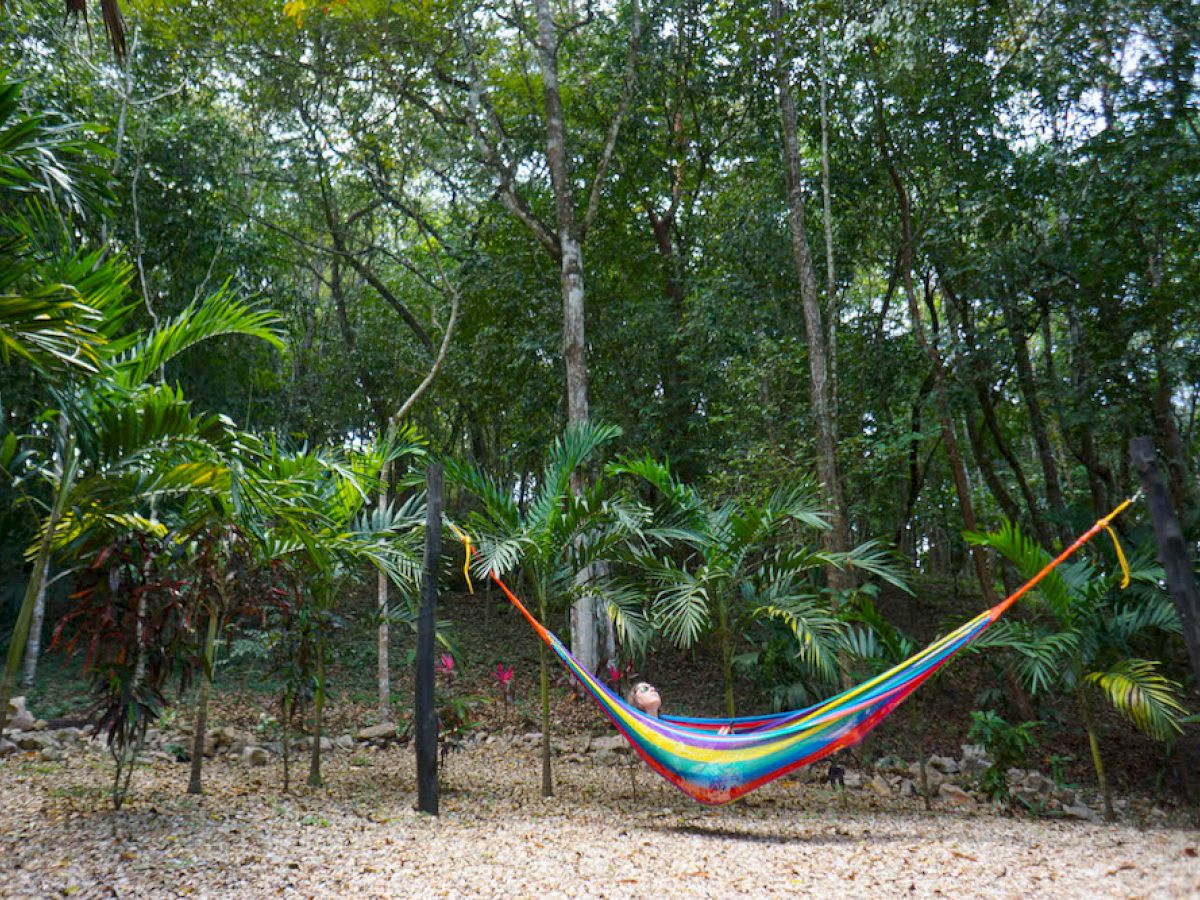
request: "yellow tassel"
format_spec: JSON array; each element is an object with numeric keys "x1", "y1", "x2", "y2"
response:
[
  {"x1": 1105, "y1": 526, "x2": 1131, "y2": 589},
  {"x1": 448, "y1": 522, "x2": 474, "y2": 594}
]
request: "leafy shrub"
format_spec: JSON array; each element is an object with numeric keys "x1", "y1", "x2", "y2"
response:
[{"x1": 968, "y1": 710, "x2": 1041, "y2": 800}]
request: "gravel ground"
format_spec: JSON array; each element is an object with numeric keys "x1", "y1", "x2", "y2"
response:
[{"x1": 2, "y1": 739, "x2": 1197, "y2": 899}]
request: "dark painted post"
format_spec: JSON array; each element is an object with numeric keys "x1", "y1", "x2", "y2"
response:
[
  {"x1": 1130, "y1": 437, "x2": 1200, "y2": 687},
  {"x1": 415, "y1": 462, "x2": 443, "y2": 814}
]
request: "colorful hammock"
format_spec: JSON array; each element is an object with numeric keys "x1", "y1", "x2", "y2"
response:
[{"x1": 455, "y1": 499, "x2": 1133, "y2": 806}]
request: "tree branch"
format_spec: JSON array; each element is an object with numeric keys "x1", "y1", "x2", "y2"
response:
[{"x1": 581, "y1": 0, "x2": 642, "y2": 241}]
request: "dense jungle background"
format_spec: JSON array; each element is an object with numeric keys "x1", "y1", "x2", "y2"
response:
[{"x1": 1, "y1": 0, "x2": 1198, "y2": 821}]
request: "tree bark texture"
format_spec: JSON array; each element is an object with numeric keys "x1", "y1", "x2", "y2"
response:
[
  {"x1": 1, "y1": 435, "x2": 76, "y2": 735},
  {"x1": 1131, "y1": 437, "x2": 1200, "y2": 687},
  {"x1": 532, "y1": 0, "x2": 613, "y2": 674},
  {"x1": 771, "y1": 0, "x2": 851, "y2": 585},
  {"x1": 377, "y1": 466, "x2": 392, "y2": 723},
  {"x1": 20, "y1": 557, "x2": 49, "y2": 688},
  {"x1": 187, "y1": 606, "x2": 219, "y2": 794}
]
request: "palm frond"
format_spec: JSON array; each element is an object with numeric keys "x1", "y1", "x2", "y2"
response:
[
  {"x1": 966, "y1": 520, "x2": 1078, "y2": 621},
  {"x1": 754, "y1": 598, "x2": 843, "y2": 682},
  {"x1": 444, "y1": 456, "x2": 519, "y2": 531},
  {"x1": 650, "y1": 567, "x2": 711, "y2": 649},
  {"x1": 1086, "y1": 659, "x2": 1188, "y2": 741},
  {"x1": 837, "y1": 539, "x2": 912, "y2": 594},
  {"x1": 108, "y1": 283, "x2": 284, "y2": 388},
  {"x1": 599, "y1": 579, "x2": 653, "y2": 655}
]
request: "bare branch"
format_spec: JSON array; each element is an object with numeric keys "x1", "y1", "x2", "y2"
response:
[
  {"x1": 457, "y1": 14, "x2": 560, "y2": 257},
  {"x1": 388, "y1": 231, "x2": 461, "y2": 427}
]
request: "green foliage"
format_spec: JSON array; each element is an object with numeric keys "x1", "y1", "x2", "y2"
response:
[
  {"x1": 614, "y1": 456, "x2": 908, "y2": 715},
  {"x1": 967, "y1": 710, "x2": 1041, "y2": 801},
  {"x1": 966, "y1": 520, "x2": 1189, "y2": 742}
]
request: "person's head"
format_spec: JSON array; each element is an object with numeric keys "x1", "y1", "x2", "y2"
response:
[{"x1": 628, "y1": 681, "x2": 661, "y2": 717}]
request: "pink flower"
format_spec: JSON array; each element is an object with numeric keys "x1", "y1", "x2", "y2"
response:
[
  {"x1": 494, "y1": 663, "x2": 516, "y2": 709},
  {"x1": 607, "y1": 660, "x2": 634, "y2": 687},
  {"x1": 436, "y1": 653, "x2": 455, "y2": 675},
  {"x1": 493, "y1": 663, "x2": 514, "y2": 687}
]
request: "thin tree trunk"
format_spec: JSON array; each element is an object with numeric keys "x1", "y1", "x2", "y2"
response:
[
  {"x1": 377, "y1": 465, "x2": 392, "y2": 723},
  {"x1": 1078, "y1": 684, "x2": 1114, "y2": 821},
  {"x1": 1131, "y1": 437, "x2": 1200, "y2": 686},
  {"x1": 538, "y1": 590, "x2": 553, "y2": 798},
  {"x1": 719, "y1": 605, "x2": 735, "y2": 719},
  {"x1": 415, "y1": 463, "x2": 442, "y2": 814},
  {"x1": 818, "y1": 33, "x2": 841, "y2": 426},
  {"x1": 1065, "y1": 306, "x2": 1113, "y2": 516},
  {"x1": 533, "y1": 0, "x2": 610, "y2": 673},
  {"x1": 1153, "y1": 348, "x2": 1195, "y2": 519},
  {"x1": 1002, "y1": 296, "x2": 1069, "y2": 542},
  {"x1": 771, "y1": 0, "x2": 851, "y2": 589},
  {"x1": 20, "y1": 557, "x2": 50, "y2": 688},
  {"x1": 187, "y1": 606, "x2": 219, "y2": 794},
  {"x1": 540, "y1": 638, "x2": 552, "y2": 801},
  {"x1": 947, "y1": 275, "x2": 1049, "y2": 541},
  {"x1": 307, "y1": 642, "x2": 325, "y2": 788},
  {"x1": 964, "y1": 413, "x2": 1022, "y2": 524},
  {"x1": 646, "y1": 206, "x2": 696, "y2": 480},
  {"x1": 892, "y1": 372, "x2": 936, "y2": 546},
  {"x1": 1, "y1": 434, "x2": 77, "y2": 735},
  {"x1": 281, "y1": 693, "x2": 294, "y2": 794},
  {"x1": 868, "y1": 53, "x2": 997, "y2": 606}
]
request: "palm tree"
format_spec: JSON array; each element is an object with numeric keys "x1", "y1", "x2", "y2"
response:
[
  {"x1": 244, "y1": 436, "x2": 426, "y2": 788},
  {"x1": 0, "y1": 289, "x2": 285, "y2": 735},
  {"x1": 967, "y1": 520, "x2": 1189, "y2": 820},
  {"x1": 0, "y1": 70, "x2": 285, "y2": 732},
  {"x1": 449, "y1": 422, "x2": 651, "y2": 797},
  {"x1": 610, "y1": 456, "x2": 909, "y2": 718}
]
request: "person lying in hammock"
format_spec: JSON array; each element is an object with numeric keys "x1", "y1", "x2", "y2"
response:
[{"x1": 628, "y1": 681, "x2": 732, "y2": 734}]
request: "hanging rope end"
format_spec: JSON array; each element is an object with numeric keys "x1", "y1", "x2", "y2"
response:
[{"x1": 448, "y1": 521, "x2": 474, "y2": 594}]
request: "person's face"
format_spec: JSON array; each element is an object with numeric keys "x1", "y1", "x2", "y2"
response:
[{"x1": 633, "y1": 682, "x2": 661, "y2": 714}]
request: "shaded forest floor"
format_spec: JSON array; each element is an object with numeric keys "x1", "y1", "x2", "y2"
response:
[{"x1": 4, "y1": 581, "x2": 1200, "y2": 896}]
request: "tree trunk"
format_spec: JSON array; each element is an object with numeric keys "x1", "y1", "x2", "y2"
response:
[
  {"x1": 1065, "y1": 307, "x2": 1113, "y2": 517},
  {"x1": 377, "y1": 465, "x2": 392, "y2": 723},
  {"x1": 942, "y1": 274, "x2": 1051, "y2": 543},
  {"x1": 187, "y1": 606, "x2": 219, "y2": 794},
  {"x1": 536, "y1": 580, "x2": 553, "y2": 798},
  {"x1": 818, "y1": 33, "x2": 841, "y2": 427},
  {"x1": 1152, "y1": 349, "x2": 1195, "y2": 519},
  {"x1": 646, "y1": 206, "x2": 696, "y2": 480},
  {"x1": 532, "y1": 0, "x2": 612, "y2": 674},
  {"x1": 539, "y1": 638, "x2": 553, "y2": 798},
  {"x1": 1131, "y1": 437, "x2": 1200, "y2": 686},
  {"x1": 281, "y1": 693, "x2": 294, "y2": 794},
  {"x1": 1, "y1": 433, "x2": 76, "y2": 735},
  {"x1": 964, "y1": 413, "x2": 1022, "y2": 524},
  {"x1": 1078, "y1": 684, "x2": 1114, "y2": 821},
  {"x1": 771, "y1": 0, "x2": 851, "y2": 588},
  {"x1": 867, "y1": 55, "x2": 997, "y2": 607},
  {"x1": 719, "y1": 604, "x2": 735, "y2": 719},
  {"x1": 415, "y1": 463, "x2": 442, "y2": 814},
  {"x1": 20, "y1": 557, "x2": 50, "y2": 688},
  {"x1": 307, "y1": 642, "x2": 325, "y2": 788},
  {"x1": 1002, "y1": 296, "x2": 1069, "y2": 542}
]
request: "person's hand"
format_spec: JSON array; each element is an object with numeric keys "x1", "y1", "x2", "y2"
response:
[{"x1": 718, "y1": 724, "x2": 732, "y2": 736}]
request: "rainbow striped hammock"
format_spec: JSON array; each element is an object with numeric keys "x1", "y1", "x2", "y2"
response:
[{"x1": 459, "y1": 500, "x2": 1132, "y2": 806}]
